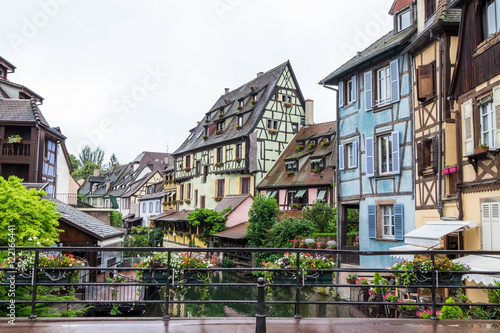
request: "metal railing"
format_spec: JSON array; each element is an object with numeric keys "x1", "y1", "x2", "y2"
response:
[{"x1": 1, "y1": 247, "x2": 500, "y2": 324}]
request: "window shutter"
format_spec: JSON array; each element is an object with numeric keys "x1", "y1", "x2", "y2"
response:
[
  {"x1": 365, "y1": 137, "x2": 375, "y2": 177},
  {"x1": 339, "y1": 81, "x2": 344, "y2": 107},
  {"x1": 417, "y1": 142, "x2": 424, "y2": 176},
  {"x1": 339, "y1": 144, "x2": 344, "y2": 170},
  {"x1": 352, "y1": 141, "x2": 358, "y2": 168},
  {"x1": 352, "y1": 75, "x2": 357, "y2": 102},
  {"x1": 492, "y1": 202, "x2": 500, "y2": 250},
  {"x1": 431, "y1": 136, "x2": 438, "y2": 173},
  {"x1": 223, "y1": 146, "x2": 227, "y2": 163},
  {"x1": 482, "y1": 203, "x2": 492, "y2": 251},
  {"x1": 494, "y1": 86, "x2": 500, "y2": 149},
  {"x1": 250, "y1": 176, "x2": 255, "y2": 196},
  {"x1": 394, "y1": 204, "x2": 404, "y2": 240},
  {"x1": 392, "y1": 131, "x2": 400, "y2": 175},
  {"x1": 463, "y1": 99, "x2": 474, "y2": 156},
  {"x1": 368, "y1": 205, "x2": 376, "y2": 239},
  {"x1": 390, "y1": 59, "x2": 400, "y2": 103},
  {"x1": 417, "y1": 64, "x2": 434, "y2": 101},
  {"x1": 225, "y1": 178, "x2": 230, "y2": 196},
  {"x1": 277, "y1": 94, "x2": 283, "y2": 102},
  {"x1": 211, "y1": 180, "x2": 216, "y2": 197},
  {"x1": 213, "y1": 149, "x2": 218, "y2": 164},
  {"x1": 364, "y1": 71, "x2": 373, "y2": 111},
  {"x1": 232, "y1": 144, "x2": 237, "y2": 160},
  {"x1": 234, "y1": 177, "x2": 241, "y2": 195}
]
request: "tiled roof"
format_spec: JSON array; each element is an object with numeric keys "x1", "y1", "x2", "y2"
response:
[
  {"x1": 0, "y1": 99, "x2": 50, "y2": 127},
  {"x1": 0, "y1": 78, "x2": 44, "y2": 102},
  {"x1": 213, "y1": 222, "x2": 249, "y2": 240},
  {"x1": 389, "y1": 0, "x2": 413, "y2": 14},
  {"x1": 257, "y1": 122, "x2": 336, "y2": 189},
  {"x1": 151, "y1": 210, "x2": 193, "y2": 222},
  {"x1": 214, "y1": 194, "x2": 252, "y2": 215},
  {"x1": 46, "y1": 196, "x2": 125, "y2": 240},
  {"x1": 174, "y1": 61, "x2": 301, "y2": 156},
  {"x1": 319, "y1": 27, "x2": 416, "y2": 85}
]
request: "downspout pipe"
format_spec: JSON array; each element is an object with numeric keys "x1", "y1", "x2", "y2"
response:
[{"x1": 430, "y1": 31, "x2": 445, "y2": 218}]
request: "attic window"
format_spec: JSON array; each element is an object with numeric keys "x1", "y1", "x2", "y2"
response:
[
  {"x1": 310, "y1": 158, "x2": 325, "y2": 172},
  {"x1": 397, "y1": 9, "x2": 411, "y2": 31},
  {"x1": 285, "y1": 160, "x2": 298, "y2": 172},
  {"x1": 425, "y1": 0, "x2": 435, "y2": 20}
]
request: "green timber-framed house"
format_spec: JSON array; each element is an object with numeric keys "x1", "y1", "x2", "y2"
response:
[{"x1": 171, "y1": 61, "x2": 307, "y2": 210}]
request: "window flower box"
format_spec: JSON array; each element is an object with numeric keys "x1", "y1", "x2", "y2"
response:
[
  {"x1": 236, "y1": 125, "x2": 242, "y2": 130},
  {"x1": 320, "y1": 140, "x2": 329, "y2": 146},
  {"x1": 8, "y1": 135, "x2": 22, "y2": 143},
  {"x1": 234, "y1": 157, "x2": 241, "y2": 163},
  {"x1": 285, "y1": 171, "x2": 295, "y2": 175},
  {"x1": 204, "y1": 119, "x2": 209, "y2": 123},
  {"x1": 250, "y1": 100, "x2": 256, "y2": 106},
  {"x1": 312, "y1": 168, "x2": 321, "y2": 173},
  {"x1": 308, "y1": 142, "x2": 316, "y2": 149},
  {"x1": 448, "y1": 166, "x2": 457, "y2": 173},
  {"x1": 215, "y1": 129, "x2": 223, "y2": 135},
  {"x1": 202, "y1": 135, "x2": 208, "y2": 141},
  {"x1": 283, "y1": 102, "x2": 292, "y2": 108},
  {"x1": 296, "y1": 144, "x2": 304, "y2": 152},
  {"x1": 218, "y1": 113, "x2": 224, "y2": 118},
  {"x1": 237, "y1": 105, "x2": 243, "y2": 110},
  {"x1": 184, "y1": 199, "x2": 191, "y2": 204},
  {"x1": 289, "y1": 203, "x2": 302, "y2": 210},
  {"x1": 268, "y1": 129, "x2": 278, "y2": 135},
  {"x1": 443, "y1": 164, "x2": 457, "y2": 175},
  {"x1": 183, "y1": 167, "x2": 192, "y2": 172},
  {"x1": 214, "y1": 162, "x2": 223, "y2": 167},
  {"x1": 214, "y1": 196, "x2": 223, "y2": 202},
  {"x1": 442, "y1": 168, "x2": 450, "y2": 175},
  {"x1": 474, "y1": 144, "x2": 489, "y2": 154},
  {"x1": 178, "y1": 200, "x2": 184, "y2": 205}
]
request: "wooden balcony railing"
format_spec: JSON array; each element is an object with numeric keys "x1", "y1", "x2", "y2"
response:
[{"x1": 2, "y1": 142, "x2": 30, "y2": 157}]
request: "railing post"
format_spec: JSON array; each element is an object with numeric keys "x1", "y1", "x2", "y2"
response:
[
  {"x1": 29, "y1": 250, "x2": 39, "y2": 319},
  {"x1": 163, "y1": 251, "x2": 171, "y2": 320},
  {"x1": 430, "y1": 253, "x2": 438, "y2": 320},
  {"x1": 256, "y1": 277, "x2": 266, "y2": 333},
  {"x1": 294, "y1": 251, "x2": 301, "y2": 319}
]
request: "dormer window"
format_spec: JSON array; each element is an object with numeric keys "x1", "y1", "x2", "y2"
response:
[
  {"x1": 285, "y1": 160, "x2": 298, "y2": 172},
  {"x1": 397, "y1": 9, "x2": 411, "y2": 31},
  {"x1": 310, "y1": 158, "x2": 325, "y2": 172},
  {"x1": 481, "y1": 0, "x2": 500, "y2": 39},
  {"x1": 425, "y1": 0, "x2": 435, "y2": 20},
  {"x1": 0, "y1": 68, "x2": 4, "y2": 79},
  {"x1": 237, "y1": 115, "x2": 243, "y2": 127}
]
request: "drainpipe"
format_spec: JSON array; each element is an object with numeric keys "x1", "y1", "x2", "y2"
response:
[
  {"x1": 431, "y1": 31, "x2": 445, "y2": 218},
  {"x1": 35, "y1": 123, "x2": 41, "y2": 183}
]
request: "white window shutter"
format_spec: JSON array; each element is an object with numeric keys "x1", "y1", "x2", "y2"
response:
[
  {"x1": 390, "y1": 59, "x2": 400, "y2": 103},
  {"x1": 492, "y1": 202, "x2": 500, "y2": 250},
  {"x1": 482, "y1": 202, "x2": 492, "y2": 251},
  {"x1": 392, "y1": 131, "x2": 400, "y2": 175},
  {"x1": 339, "y1": 144, "x2": 344, "y2": 171},
  {"x1": 339, "y1": 81, "x2": 344, "y2": 107},
  {"x1": 463, "y1": 99, "x2": 474, "y2": 156},
  {"x1": 352, "y1": 141, "x2": 358, "y2": 168},
  {"x1": 365, "y1": 137, "x2": 375, "y2": 177},
  {"x1": 352, "y1": 75, "x2": 357, "y2": 102},
  {"x1": 364, "y1": 71, "x2": 372, "y2": 111},
  {"x1": 494, "y1": 86, "x2": 500, "y2": 149}
]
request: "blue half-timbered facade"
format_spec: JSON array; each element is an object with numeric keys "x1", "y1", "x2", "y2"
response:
[{"x1": 320, "y1": 1, "x2": 417, "y2": 268}]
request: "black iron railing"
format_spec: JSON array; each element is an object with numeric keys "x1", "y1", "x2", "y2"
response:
[{"x1": 1, "y1": 247, "x2": 500, "y2": 323}]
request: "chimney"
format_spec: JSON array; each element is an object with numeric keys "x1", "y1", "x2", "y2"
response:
[
  {"x1": 93, "y1": 167, "x2": 100, "y2": 177},
  {"x1": 106, "y1": 179, "x2": 110, "y2": 191},
  {"x1": 305, "y1": 99, "x2": 314, "y2": 126},
  {"x1": 224, "y1": 88, "x2": 230, "y2": 94},
  {"x1": 257, "y1": 72, "x2": 264, "y2": 77}
]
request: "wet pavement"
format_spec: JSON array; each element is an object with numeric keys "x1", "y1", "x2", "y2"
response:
[{"x1": 1, "y1": 318, "x2": 499, "y2": 333}]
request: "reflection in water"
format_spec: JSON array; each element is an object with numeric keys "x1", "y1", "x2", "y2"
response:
[{"x1": 145, "y1": 271, "x2": 350, "y2": 318}]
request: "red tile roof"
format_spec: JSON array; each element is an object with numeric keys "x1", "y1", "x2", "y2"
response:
[{"x1": 389, "y1": 0, "x2": 413, "y2": 14}]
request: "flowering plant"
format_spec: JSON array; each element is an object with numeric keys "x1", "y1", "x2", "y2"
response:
[
  {"x1": 250, "y1": 100, "x2": 256, "y2": 106},
  {"x1": 316, "y1": 241, "x2": 326, "y2": 249},
  {"x1": 214, "y1": 196, "x2": 223, "y2": 202},
  {"x1": 397, "y1": 299, "x2": 419, "y2": 311},
  {"x1": 237, "y1": 105, "x2": 243, "y2": 110},
  {"x1": 308, "y1": 142, "x2": 316, "y2": 149},
  {"x1": 327, "y1": 240, "x2": 337, "y2": 249},
  {"x1": 268, "y1": 129, "x2": 278, "y2": 135},
  {"x1": 202, "y1": 135, "x2": 208, "y2": 141},
  {"x1": 417, "y1": 309, "x2": 441, "y2": 319},
  {"x1": 320, "y1": 140, "x2": 329, "y2": 146},
  {"x1": 383, "y1": 292, "x2": 400, "y2": 303},
  {"x1": 236, "y1": 125, "x2": 242, "y2": 130},
  {"x1": 264, "y1": 252, "x2": 336, "y2": 272},
  {"x1": 234, "y1": 157, "x2": 241, "y2": 163},
  {"x1": 283, "y1": 102, "x2": 292, "y2": 108},
  {"x1": 296, "y1": 144, "x2": 304, "y2": 152},
  {"x1": 285, "y1": 171, "x2": 295, "y2": 175},
  {"x1": 356, "y1": 277, "x2": 368, "y2": 285},
  {"x1": 183, "y1": 167, "x2": 192, "y2": 172},
  {"x1": 215, "y1": 162, "x2": 224, "y2": 167},
  {"x1": 289, "y1": 203, "x2": 302, "y2": 210},
  {"x1": 353, "y1": 233, "x2": 359, "y2": 247},
  {"x1": 215, "y1": 129, "x2": 223, "y2": 135},
  {"x1": 304, "y1": 238, "x2": 315, "y2": 246}
]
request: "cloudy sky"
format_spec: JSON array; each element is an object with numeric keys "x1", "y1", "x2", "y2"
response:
[{"x1": 1, "y1": 0, "x2": 394, "y2": 164}]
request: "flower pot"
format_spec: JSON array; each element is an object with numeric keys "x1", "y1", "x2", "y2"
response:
[
  {"x1": 299, "y1": 244, "x2": 307, "y2": 248},
  {"x1": 346, "y1": 278, "x2": 356, "y2": 284},
  {"x1": 448, "y1": 166, "x2": 457, "y2": 174},
  {"x1": 474, "y1": 146, "x2": 489, "y2": 154},
  {"x1": 5, "y1": 270, "x2": 73, "y2": 284},
  {"x1": 307, "y1": 245, "x2": 316, "y2": 249},
  {"x1": 142, "y1": 271, "x2": 168, "y2": 284},
  {"x1": 442, "y1": 168, "x2": 450, "y2": 175}
]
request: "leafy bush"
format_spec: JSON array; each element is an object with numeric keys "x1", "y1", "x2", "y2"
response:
[
  {"x1": 302, "y1": 202, "x2": 336, "y2": 233},
  {"x1": 247, "y1": 195, "x2": 279, "y2": 247},
  {"x1": 188, "y1": 208, "x2": 230, "y2": 244},
  {"x1": 123, "y1": 233, "x2": 150, "y2": 257},
  {"x1": 265, "y1": 217, "x2": 315, "y2": 248},
  {"x1": 440, "y1": 297, "x2": 464, "y2": 319},
  {"x1": 222, "y1": 257, "x2": 235, "y2": 268},
  {"x1": 109, "y1": 211, "x2": 123, "y2": 228},
  {"x1": 149, "y1": 227, "x2": 163, "y2": 247}
]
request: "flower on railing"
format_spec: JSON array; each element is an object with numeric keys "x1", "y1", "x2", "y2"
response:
[
  {"x1": 215, "y1": 129, "x2": 223, "y2": 135},
  {"x1": 202, "y1": 135, "x2": 208, "y2": 141},
  {"x1": 296, "y1": 144, "x2": 304, "y2": 152},
  {"x1": 234, "y1": 157, "x2": 241, "y2": 163},
  {"x1": 417, "y1": 309, "x2": 442, "y2": 319},
  {"x1": 214, "y1": 162, "x2": 224, "y2": 167},
  {"x1": 263, "y1": 252, "x2": 336, "y2": 272},
  {"x1": 183, "y1": 167, "x2": 192, "y2": 172},
  {"x1": 268, "y1": 129, "x2": 278, "y2": 135},
  {"x1": 285, "y1": 170, "x2": 295, "y2": 175}
]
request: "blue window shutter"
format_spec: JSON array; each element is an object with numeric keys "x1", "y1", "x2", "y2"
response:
[
  {"x1": 339, "y1": 81, "x2": 344, "y2": 107},
  {"x1": 368, "y1": 205, "x2": 376, "y2": 239},
  {"x1": 390, "y1": 59, "x2": 400, "y2": 103},
  {"x1": 394, "y1": 204, "x2": 404, "y2": 240},
  {"x1": 339, "y1": 144, "x2": 344, "y2": 170},
  {"x1": 392, "y1": 131, "x2": 400, "y2": 175},
  {"x1": 352, "y1": 75, "x2": 357, "y2": 102},
  {"x1": 364, "y1": 71, "x2": 372, "y2": 111},
  {"x1": 352, "y1": 141, "x2": 358, "y2": 168},
  {"x1": 365, "y1": 137, "x2": 375, "y2": 177}
]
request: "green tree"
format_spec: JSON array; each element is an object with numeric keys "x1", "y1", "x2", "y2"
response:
[
  {"x1": 149, "y1": 227, "x2": 164, "y2": 247},
  {"x1": 265, "y1": 217, "x2": 315, "y2": 248},
  {"x1": 246, "y1": 195, "x2": 279, "y2": 247},
  {"x1": 0, "y1": 176, "x2": 61, "y2": 249},
  {"x1": 69, "y1": 154, "x2": 79, "y2": 171},
  {"x1": 302, "y1": 202, "x2": 336, "y2": 233},
  {"x1": 71, "y1": 161, "x2": 99, "y2": 180},
  {"x1": 188, "y1": 208, "x2": 230, "y2": 244},
  {"x1": 109, "y1": 211, "x2": 123, "y2": 228},
  {"x1": 78, "y1": 145, "x2": 105, "y2": 168}
]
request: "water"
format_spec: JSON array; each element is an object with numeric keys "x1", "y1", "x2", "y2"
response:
[{"x1": 145, "y1": 271, "x2": 350, "y2": 318}]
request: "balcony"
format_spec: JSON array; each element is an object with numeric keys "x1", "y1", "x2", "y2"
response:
[{"x1": 2, "y1": 142, "x2": 31, "y2": 157}]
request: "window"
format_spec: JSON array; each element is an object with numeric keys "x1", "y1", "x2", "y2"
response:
[
  {"x1": 216, "y1": 121, "x2": 225, "y2": 131},
  {"x1": 311, "y1": 158, "x2": 325, "y2": 172},
  {"x1": 180, "y1": 184, "x2": 184, "y2": 200},
  {"x1": 241, "y1": 177, "x2": 251, "y2": 194},
  {"x1": 149, "y1": 202, "x2": 153, "y2": 213},
  {"x1": 236, "y1": 143, "x2": 243, "y2": 159},
  {"x1": 288, "y1": 189, "x2": 308, "y2": 206},
  {"x1": 292, "y1": 122, "x2": 299, "y2": 133},
  {"x1": 368, "y1": 202, "x2": 404, "y2": 240},
  {"x1": 480, "y1": 97, "x2": 495, "y2": 148},
  {"x1": 238, "y1": 100, "x2": 243, "y2": 107},
  {"x1": 425, "y1": 0, "x2": 435, "y2": 20},
  {"x1": 267, "y1": 119, "x2": 278, "y2": 130},
  {"x1": 217, "y1": 147, "x2": 223, "y2": 163},
  {"x1": 185, "y1": 155, "x2": 191, "y2": 168},
  {"x1": 216, "y1": 179, "x2": 225, "y2": 197},
  {"x1": 339, "y1": 75, "x2": 357, "y2": 107},
  {"x1": 285, "y1": 160, "x2": 298, "y2": 172},
  {"x1": 186, "y1": 183, "x2": 191, "y2": 199},
  {"x1": 194, "y1": 190, "x2": 198, "y2": 207},
  {"x1": 282, "y1": 94, "x2": 292, "y2": 103},
  {"x1": 481, "y1": 202, "x2": 500, "y2": 250},
  {"x1": 42, "y1": 140, "x2": 57, "y2": 196},
  {"x1": 481, "y1": 0, "x2": 500, "y2": 38},
  {"x1": 339, "y1": 141, "x2": 358, "y2": 171},
  {"x1": 397, "y1": 9, "x2": 411, "y2": 31},
  {"x1": 418, "y1": 137, "x2": 437, "y2": 175},
  {"x1": 238, "y1": 115, "x2": 243, "y2": 127},
  {"x1": 142, "y1": 203, "x2": 146, "y2": 213},
  {"x1": 378, "y1": 134, "x2": 393, "y2": 175},
  {"x1": 196, "y1": 161, "x2": 201, "y2": 177},
  {"x1": 377, "y1": 66, "x2": 391, "y2": 106},
  {"x1": 417, "y1": 64, "x2": 436, "y2": 103},
  {"x1": 0, "y1": 69, "x2": 4, "y2": 79},
  {"x1": 156, "y1": 201, "x2": 160, "y2": 212}
]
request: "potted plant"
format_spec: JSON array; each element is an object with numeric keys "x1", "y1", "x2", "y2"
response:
[
  {"x1": 215, "y1": 162, "x2": 224, "y2": 167},
  {"x1": 474, "y1": 143, "x2": 489, "y2": 154},
  {"x1": 299, "y1": 240, "x2": 307, "y2": 248},
  {"x1": 320, "y1": 140, "x2": 329, "y2": 146},
  {"x1": 183, "y1": 167, "x2": 192, "y2": 172},
  {"x1": 236, "y1": 125, "x2": 242, "y2": 130},
  {"x1": 290, "y1": 239, "x2": 300, "y2": 248},
  {"x1": 308, "y1": 142, "x2": 316, "y2": 149},
  {"x1": 268, "y1": 129, "x2": 278, "y2": 135},
  {"x1": 285, "y1": 170, "x2": 295, "y2": 175},
  {"x1": 215, "y1": 129, "x2": 223, "y2": 135},
  {"x1": 442, "y1": 166, "x2": 450, "y2": 175},
  {"x1": 184, "y1": 199, "x2": 191, "y2": 204},
  {"x1": 316, "y1": 241, "x2": 326, "y2": 249},
  {"x1": 397, "y1": 299, "x2": 419, "y2": 318},
  {"x1": 214, "y1": 196, "x2": 223, "y2": 202},
  {"x1": 346, "y1": 274, "x2": 357, "y2": 284},
  {"x1": 312, "y1": 168, "x2": 321, "y2": 173},
  {"x1": 178, "y1": 200, "x2": 184, "y2": 205},
  {"x1": 296, "y1": 144, "x2": 304, "y2": 152},
  {"x1": 8, "y1": 135, "x2": 22, "y2": 143},
  {"x1": 305, "y1": 238, "x2": 316, "y2": 249},
  {"x1": 283, "y1": 102, "x2": 292, "y2": 108},
  {"x1": 250, "y1": 100, "x2": 256, "y2": 106},
  {"x1": 234, "y1": 157, "x2": 241, "y2": 163},
  {"x1": 202, "y1": 135, "x2": 208, "y2": 141},
  {"x1": 237, "y1": 105, "x2": 243, "y2": 110},
  {"x1": 327, "y1": 240, "x2": 337, "y2": 249}
]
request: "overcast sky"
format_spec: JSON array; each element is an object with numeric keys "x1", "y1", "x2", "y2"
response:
[{"x1": 1, "y1": 0, "x2": 394, "y2": 164}]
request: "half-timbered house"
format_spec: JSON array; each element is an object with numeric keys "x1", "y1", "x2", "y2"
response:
[
  {"x1": 172, "y1": 61, "x2": 306, "y2": 210},
  {"x1": 320, "y1": 0, "x2": 416, "y2": 267}
]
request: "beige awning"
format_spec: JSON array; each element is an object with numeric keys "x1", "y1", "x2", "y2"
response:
[
  {"x1": 389, "y1": 244, "x2": 435, "y2": 261},
  {"x1": 452, "y1": 255, "x2": 500, "y2": 286},
  {"x1": 404, "y1": 221, "x2": 477, "y2": 246}
]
